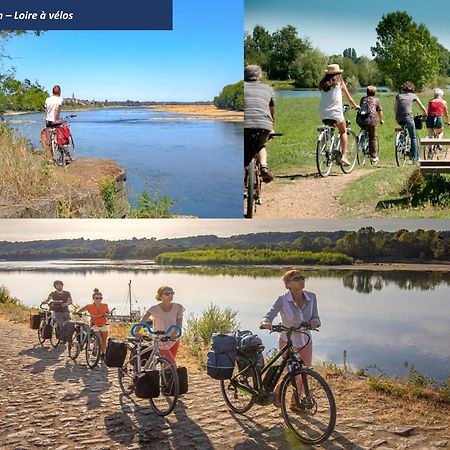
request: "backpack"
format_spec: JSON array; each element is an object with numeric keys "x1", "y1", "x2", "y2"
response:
[
  {"x1": 30, "y1": 314, "x2": 42, "y2": 330},
  {"x1": 236, "y1": 330, "x2": 264, "y2": 355},
  {"x1": 55, "y1": 125, "x2": 71, "y2": 145},
  {"x1": 356, "y1": 100, "x2": 371, "y2": 126},
  {"x1": 104, "y1": 338, "x2": 127, "y2": 368},
  {"x1": 206, "y1": 333, "x2": 237, "y2": 380}
]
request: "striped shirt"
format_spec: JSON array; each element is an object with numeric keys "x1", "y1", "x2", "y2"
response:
[{"x1": 244, "y1": 81, "x2": 275, "y2": 130}]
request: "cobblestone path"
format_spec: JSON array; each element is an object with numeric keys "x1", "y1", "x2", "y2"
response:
[{"x1": 0, "y1": 319, "x2": 448, "y2": 449}]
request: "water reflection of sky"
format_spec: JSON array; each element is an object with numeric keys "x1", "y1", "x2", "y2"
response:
[
  {"x1": 5, "y1": 108, "x2": 242, "y2": 218},
  {"x1": 2, "y1": 261, "x2": 449, "y2": 381}
]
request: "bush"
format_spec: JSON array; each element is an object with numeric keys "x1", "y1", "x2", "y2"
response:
[
  {"x1": 213, "y1": 81, "x2": 243, "y2": 111},
  {"x1": 0, "y1": 285, "x2": 19, "y2": 305}
]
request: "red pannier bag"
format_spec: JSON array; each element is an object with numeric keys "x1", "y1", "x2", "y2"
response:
[{"x1": 55, "y1": 125, "x2": 71, "y2": 145}]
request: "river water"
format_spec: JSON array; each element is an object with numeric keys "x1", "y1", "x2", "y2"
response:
[
  {"x1": 4, "y1": 108, "x2": 242, "y2": 218},
  {"x1": 1, "y1": 260, "x2": 449, "y2": 382}
]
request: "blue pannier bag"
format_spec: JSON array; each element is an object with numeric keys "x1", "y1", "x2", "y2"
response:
[{"x1": 206, "y1": 333, "x2": 237, "y2": 380}]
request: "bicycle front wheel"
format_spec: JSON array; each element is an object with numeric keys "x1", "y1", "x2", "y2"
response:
[
  {"x1": 220, "y1": 360, "x2": 257, "y2": 414},
  {"x1": 356, "y1": 132, "x2": 367, "y2": 166},
  {"x1": 395, "y1": 132, "x2": 408, "y2": 167},
  {"x1": 245, "y1": 162, "x2": 256, "y2": 218},
  {"x1": 118, "y1": 356, "x2": 136, "y2": 396},
  {"x1": 86, "y1": 332, "x2": 101, "y2": 368},
  {"x1": 37, "y1": 320, "x2": 45, "y2": 345},
  {"x1": 340, "y1": 130, "x2": 358, "y2": 174},
  {"x1": 50, "y1": 321, "x2": 61, "y2": 348},
  {"x1": 68, "y1": 334, "x2": 81, "y2": 361},
  {"x1": 316, "y1": 134, "x2": 332, "y2": 177},
  {"x1": 280, "y1": 368, "x2": 336, "y2": 445},
  {"x1": 149, "y1": 356, "x2": 179, "y2": 416}
]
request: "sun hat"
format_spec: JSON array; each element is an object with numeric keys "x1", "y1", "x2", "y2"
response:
[{"x1": 324, "y1": 64, "x2": 343, "y2": 75}]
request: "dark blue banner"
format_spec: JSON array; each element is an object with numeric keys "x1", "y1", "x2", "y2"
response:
[{"x1": 0, "y1": 0, "x2": 172, "y2": 30}]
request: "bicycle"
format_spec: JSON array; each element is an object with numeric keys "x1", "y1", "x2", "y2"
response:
[
  {"x1": 67, "y1": 311, "x2": 102, "y2": 369},
  {"x1": 423, "y1": 127, "x2": 449, "y2": 161},
  {"x1": 40, "y1": 115, "x2": 76, "y2": 166},
  {"x1": 244, "y1": 132, "x2": 281, "y2": 219},
  {"x1": 394, "y1": 123, "x2": 416, "y2": 166},
  {"x1": 118, "y1": 322, "x2": 182, "y2": 416},
  {"x1": 316, "y1": 104, "x2": 358, "y2": 177},
  {"x1": 37, "y1": 302, "x2": 62, "y2": 348},
  {"x1": 357, "y1": 127, "x2": 379, "y2": 165},
  {"x1": 220, "y1": 324, "x2": 336, "y2": 445}
]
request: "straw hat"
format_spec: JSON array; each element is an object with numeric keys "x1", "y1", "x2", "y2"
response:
[{"x1": 324, "y1": 64, "x2": 343, "y2": 75}]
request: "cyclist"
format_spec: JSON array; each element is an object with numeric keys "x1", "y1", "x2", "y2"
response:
[
  {"x1": 356, "y1": 85, "x2": 384, "y2": 163},
  {"x1": 394, "y1": 81, "x2": 427, "y2": 161},
  {"x1": 319, "y1": 64, "x2": 359, "y2": 166},
  {"x1": 244, "y1": 64, "x2": 275, "y2": 183},
  {"x1": 135, "y1": 286, "x2": 184, "y2": 366},
  {"x1": 76, "y1": 288, "x2": 111, "y2": 358},
  {"x1": 45, "y1": 280, "x2": 72, "y2": 325},
  {"x1": 260, "y1": 269, "x2": 320, "y2": 412},
  {"x1": 45, "y1": 85, "x2": 63, "y2": 128},
  {"x1": 426, "y1": 88, "x2": 449, "y2": 139}
]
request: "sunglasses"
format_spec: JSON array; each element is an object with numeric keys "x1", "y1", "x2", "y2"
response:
[
  {"x1": 162, "y1": 291, "x2": 175, "y2": 296},
  {"x1": 94, "y1": 296, "x2": 103, "y2": 300},
  {"x1": 290, "y1": 275, "x2": 305, "y2": 282}
]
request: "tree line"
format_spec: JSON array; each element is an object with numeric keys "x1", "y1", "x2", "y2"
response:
[
  {"x1": 213, "y1": 80, "x2": 243, "y2": 110},
  {"x1": 245, "y1": 11, "x2": 450, "y2": 91},
  {"x1": 1, "y1": 228, "x2": 450, "y2": 262}
]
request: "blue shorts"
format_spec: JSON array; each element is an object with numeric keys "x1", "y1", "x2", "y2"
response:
[{"x1": 426, "y1": 115, "x2": 443, "y2": 129}]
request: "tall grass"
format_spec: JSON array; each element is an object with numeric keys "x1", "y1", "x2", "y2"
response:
[{"x1": 0, "y1": 123, "x2": 52, "y2": 201}]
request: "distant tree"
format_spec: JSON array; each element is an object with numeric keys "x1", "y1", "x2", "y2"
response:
[
  {"x1": 213, "y1": 80, "x2": 243, "y2": 111},
  {"x1": 371, "y1": 11, "x2": 440, "y2": 91},
  {"x1": 343, "y1": 48, "x2": 358, "y2": 62},
  {"x1": 244, "y1": 25, "x2": 272, "y2": 68},
  {"x1": 292, "y1": 48, "x2": 328, "y2": 88}
]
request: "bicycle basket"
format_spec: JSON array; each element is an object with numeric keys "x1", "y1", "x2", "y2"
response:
[{"x1": 414, "y1": 115, "x2": 423, "y2": 130}]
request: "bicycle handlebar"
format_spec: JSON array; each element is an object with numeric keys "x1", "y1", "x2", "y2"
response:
[
  {"x1": 130, "y1": 322, "x2": 182, "y2": 339},
  {"x1": 259, "y1": 323, "x2": 317, "y2": 333}
]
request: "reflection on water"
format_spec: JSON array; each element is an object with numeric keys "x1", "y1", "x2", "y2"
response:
[
  {"x1": 1, "y1": 260, "x2": 449, "y2": 381},
  {"x1": 4, "y1": 108, "x2": 242, "y2": 217}
]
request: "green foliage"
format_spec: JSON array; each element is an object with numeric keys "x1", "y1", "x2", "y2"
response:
[
  {"x1": 292, "y1": 48, "x2": 328, "y2": 88},
  {"x1": 213, "y1": 80, "x2": 243, "y2": 111},
  {"x1": 345, "y1": 75, "x2": 360, "y2": 93},
  {"x1": 371, "y1": 11, "x2": 440, "y2": 91},
  {"x1": 0, "y1": 285, "x2": 19, "y2": 305},
  {"x1": 100, "y1": 180, "x2": 118, "y2": 218},
  {"x1": 402, "y1": 170, "x2": 450, "y2": 207},
  {"x1": 128, "y1": 191, "x2": 174, "y2": 218},
  {"x1": 343, "y1": 48, "x2": 358, "y2": 62}
]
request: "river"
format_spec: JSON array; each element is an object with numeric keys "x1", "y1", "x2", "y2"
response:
[
  {"x1": 1, "y1": 260, "x2": 449, "y2": 382},
  {"x1": 4, "y1": 108, "x2": 242, "y2": 218}
]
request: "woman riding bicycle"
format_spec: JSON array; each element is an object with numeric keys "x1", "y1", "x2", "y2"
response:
[
  {"x1": 76, "y1": 288, "x2": 111, "y2": 358},
  {"x1": 135, "y1": 286, "x2": 184, "y2": 366},
  {"x1": 260, "y1": 269, "x2": 320, "y2": 411},
  {"x1": 356, "y1": 85, "x2": 384, "y2": 163},
  {"x1": 426, "y1": 88, "x2": 449, "y2": 139},
  {"x1": 394, "y1": 81, "x2": 427, "y2": 161},
  {"x1": 319, "y1": 64, "x2": 359, "y2": 167}
]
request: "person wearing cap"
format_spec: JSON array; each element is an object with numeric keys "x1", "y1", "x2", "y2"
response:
[
  {"x1": 244, "y1": 64, "x2": 275, "y2": 182},
  {"x1": 260, "y1": 269, "x2": 320, "y2": 411},
  {"x1": 134, "y1": 286, "x2": 185, "y2": 366},
  {"x1": 319, "y1": 64, "x2": 359, "y2": 166},
  {"x1": 45, "y1": 280, "x2": 73, "y2": 326},
  {"x1": 426, "y1": 88, "x2": 449, "y2": 140},
  {"x1": 394, "y1": 81, "x2": 427, "y2": 161}
]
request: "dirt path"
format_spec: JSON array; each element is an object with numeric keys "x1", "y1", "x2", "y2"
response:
[
  {"x1": 1, "y1": 319, "x2": 448, "y2": 449},
  {"x1": 253, "y1": 170, "x2": 367, "y2": 219}
]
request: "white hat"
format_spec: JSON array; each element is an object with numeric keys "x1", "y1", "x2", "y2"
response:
[{"x1": 325, "y1": 64, "x2": 343, "y2": 75}]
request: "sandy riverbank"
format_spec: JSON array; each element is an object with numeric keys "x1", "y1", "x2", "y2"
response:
[{"x1": 148, "y1": 104, "x2": 243, "y2": 122}]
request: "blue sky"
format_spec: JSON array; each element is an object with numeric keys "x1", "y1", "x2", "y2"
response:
[
  {"x1": 2, "y1": 0, "x2": 243, "y2": 101},
  {"x1": 245, "y1": 0, "x2": 450, "y2": 57}
]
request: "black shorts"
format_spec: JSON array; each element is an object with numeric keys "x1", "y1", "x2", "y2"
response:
[
  {"x1": 244, "y1": 128, "x2": 271, "y2": 167},
  {"x1": 426, "y1": 115, "x2": 443, "y2": 129},
  {"x1": 45, "y1": 121, "x2": 61, "y2": 128}
]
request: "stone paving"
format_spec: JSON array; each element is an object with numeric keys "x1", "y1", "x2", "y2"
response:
[{"x1": 0, "y1": 319, "x2": 448, "y2": 449}]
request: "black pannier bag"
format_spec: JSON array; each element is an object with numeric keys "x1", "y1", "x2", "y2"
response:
[
  {"x1": 414, "y1": 114, "x2": 423, "y2": 130},
  {"x1": 30, "y1": 314, "x2": 42, "y2": 330},
  {"x1": 61, "y1": 321, "x2": 75, "y2": 342},
  {"x1": 164, "y1": 367, "x2": 189, "y2": 396},
  {"x1": 104, "y1": 338, "x2": 127, "y2": 368},
  {"x1": 206, "y1": 333, "x2": 237, "y2": 380},
  {"x1": 132, "y1": 344, "x2": 153, "y2": 370},
  {"x1": 134, "y1": 370, "x2": 160, "y2": 398},
  {"x1": 42, "y1": 323, "x2": 53, "y2": 339}
]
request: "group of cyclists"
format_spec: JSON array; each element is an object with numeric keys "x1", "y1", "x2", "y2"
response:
[{"x1": 244, "y1": 63, "x2": 450, "y2": 177}]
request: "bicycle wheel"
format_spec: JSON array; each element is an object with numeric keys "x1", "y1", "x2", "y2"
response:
[
  {"x1": 86, "y1": 331, "x2": 101, "y2": 368},
  {"x1": 340, "y1": 130, "x2": 358, "y2": 174},
  {"x1": 220, "y1": 360, "x2": 257, "y2": 414},
  {"x1": 67, "y1": 135, "x2": 76, "y2": 162},
  {"x1": 68, "y1": 334, "x2": 82, "y2": 361},
  {"x1": 118, "y1": 357, "x2": 136, "y2": 396},
  {"x1": 356, "y1": 131, "x2": 367, "y2": 166},
  {"x1": 372, "y1": 135, "x2": 379, "y2": 165},
  {"x1": 37, "y1": 319, "x2": 45, "y2": 345},
  {"x1": 316, "y1": 134, "x2": 332, "y2": 177},
  {"x1": 280, "y1": 368, "x2": 336, "y2": 445},
  {"x1": 149, "y1": 356, "x2": 179, "y2": 416},
  {"x1": 395, "y1": 132, "x2": 408, "y2": 167},
  {"x1": 245, "y1": 162, "x2": 256, "y2": 218},
  {"x1": 50, "y1": 321, "x2": 61, "y2": 348}
]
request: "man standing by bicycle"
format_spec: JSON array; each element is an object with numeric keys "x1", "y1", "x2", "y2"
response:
[
  {"x1": 244, "y1": 65, "x2": 275, "y2": 183},
  {"x1": 45, "y1": 280, "x2": 72, "y2": 336},
  {"x1": 45, "y1": 85, "x2": 63, "y2": 128}
]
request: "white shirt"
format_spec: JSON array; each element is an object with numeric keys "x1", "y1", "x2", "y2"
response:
[
  {"x1": 45, "y1": 95, "x2": 63, "y2": 122},
  {"x1": 320, "y1": 83, "x2": 344, "y2": 122},
  {"x1": 146, "y1": 302, "x2": 185, "y2": 349},
  {"x1": 262, "y1": 290, "x2": 321, "y2": 348}
]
